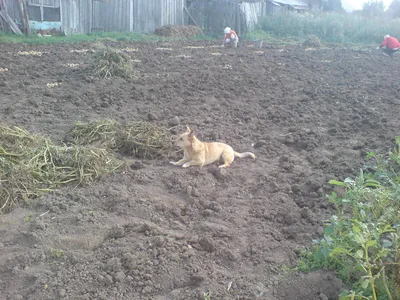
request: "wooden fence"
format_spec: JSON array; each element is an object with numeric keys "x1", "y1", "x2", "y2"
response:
[
  {"x1": 187, "y1": 0, "x2": 274, "y2": 36},
  {"x1": 3, "y1": 0, "x2": 185, "y2": 35}
]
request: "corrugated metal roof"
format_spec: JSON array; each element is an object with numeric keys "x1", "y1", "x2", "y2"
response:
[
  {"x1": 271, "y1": 1, "x2": 281, "y2": 6},
  {"x1": 272, "y1": 0, "x2": 308, "y2": 6}
]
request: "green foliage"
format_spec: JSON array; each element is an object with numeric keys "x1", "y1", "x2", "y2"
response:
[
  {"x1": 321, "y1": 0, "x2": 344, "y2": 12},
  {"x1": 244, "y1": 29, "x2": 303, "y2": 45},
  {"x1": 387, "y1": 0, "x2": 400, "y2": 18},
  {"x1": 0, "y1": 31, "x2": 210, "y2": 45},
  {"x1": 300, "y1": 137, "x2": 400, "y2": 300},
  {"x1": 204, "y1": 291, "x2": 211, "y2": 300},
  {"x1": 50, "y1": 248, "x2": 65, "y2": 259},
  {"x1": 362, "y1": 1, "x2": 385, "y2": 17},
  {"x1": 0, "y1": 32, "x2": 158, "y2": 44},
  {"x1": 259, "y1": 11, "x2": 400, "y2": 44}
]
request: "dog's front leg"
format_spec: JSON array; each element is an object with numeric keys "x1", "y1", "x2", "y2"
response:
[
  {"x1": 170, "y1": 158, "x2": 188, "y2": 166},
  {"x1": 182, "y1": 160, "x2": 203, "y2": 168}
]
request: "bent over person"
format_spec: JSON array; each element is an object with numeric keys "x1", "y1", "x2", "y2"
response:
[
  {"x1": 377, "y1": 35, "x2": 400, "y2": 58},
  {"x1": 223, "y1": 27, "x2": 239, "y2": 48}
]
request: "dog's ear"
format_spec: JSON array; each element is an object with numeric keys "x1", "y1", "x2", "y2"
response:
[
  {"x1": 186, "y1": 125, "x2": 191, "y2": 134},
  {"x1": 188, "y1": 129, "x2": 194, "y2": 137}
]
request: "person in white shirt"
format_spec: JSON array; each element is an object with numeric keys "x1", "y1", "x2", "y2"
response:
[{"x1": 223, "y1": 27, "x2": 239, "y2": 48}]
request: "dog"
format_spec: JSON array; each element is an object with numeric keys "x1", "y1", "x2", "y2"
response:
[{"x1": 170, "y1": 126, "x2": 256, "y2": 168}]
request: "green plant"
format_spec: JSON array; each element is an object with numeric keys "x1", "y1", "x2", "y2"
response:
[
  {"x1": 0, "y1": 31, "x2": 214, "y2": 45},
  {"x1": 23, "y1": 214, "x2": 32, "y2": 222},
  {"x1": 50, "y1": 248, "x2": 65, "y2": 259},
  {"x1": 299, "y1": 138, "x2": 400, "y2": 300},
  {"x1": 258, "y1": 11, "x2": 400, "y2": 45},
  {"x1": 203, "y1": 291, "x2": 211, "y2": 300}
]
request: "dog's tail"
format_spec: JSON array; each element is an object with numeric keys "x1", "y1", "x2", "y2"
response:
[{"x1": 234, "y1": 151, "x2": 256, "y2": 159}]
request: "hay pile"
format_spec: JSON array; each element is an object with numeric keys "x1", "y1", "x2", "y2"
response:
[
  {"x1": 65, "y1": 120, "x2": 174, "y2": 159},
  {"x1": 0, "y1": 125, "x2": 123, "y2": 212},
  {"x1": 302, "y1": 35, "x2": 322, "y2": 48},
  {"x1": 154, "y1": 25, "x2": 203, "y2": 38},
  {"x1": 93, "y1": 46, "x2": 133, "y2": 79}
]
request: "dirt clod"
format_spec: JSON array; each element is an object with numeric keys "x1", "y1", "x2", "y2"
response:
[{"x1": 199, "y1": 236, "x2": 216, "y2": 252}]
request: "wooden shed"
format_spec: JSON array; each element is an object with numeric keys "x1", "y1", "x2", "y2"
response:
[
  {"x1": 187, "y1": 0, "x2": 272, "y2": 36},
  {"x1": 2, "y1": 0, "x2": 186, "y2": 35}
]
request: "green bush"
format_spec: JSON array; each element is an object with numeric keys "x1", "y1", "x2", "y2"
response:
[
  {"x1": 259, "y1": 11, "x2": 400, "y2": 44},
  {"x1": 299, "y1": 137, "x2": 400, "y2": 300}
]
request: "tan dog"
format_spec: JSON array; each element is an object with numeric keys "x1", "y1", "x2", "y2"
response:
[{"x1": 170, "y1": 126, "x2": 256, "y2": 168}]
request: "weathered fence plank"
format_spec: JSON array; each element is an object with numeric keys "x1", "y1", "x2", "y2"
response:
[{"x1": 188, "y1": 0, "x2": 268, "y2": 36}]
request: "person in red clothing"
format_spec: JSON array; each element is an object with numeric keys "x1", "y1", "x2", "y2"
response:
[
  {"x1": 223, "y1": 27, "x2": 239, "y2": 48},
  {"x1": 377, "y1": 35, "x2": 400, "y2": 58}
]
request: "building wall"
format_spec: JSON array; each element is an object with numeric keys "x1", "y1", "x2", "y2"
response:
[
  {"x1": 134, "y1": 0, "x2": 185, "y2": 34},
  {"x1": 4, "y1": 0, "x2": 185, "y2": 35},
  {"x1": 188, "y1": 0, "x2": 271, "y2": 36},
  {"x1": 60, "y1": 0, "x2": 91, "y2": 34}
]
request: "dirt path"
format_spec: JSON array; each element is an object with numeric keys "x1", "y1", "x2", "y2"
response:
[{"x1": 0, "y1": 40, "x2": 398, "y2": 300}]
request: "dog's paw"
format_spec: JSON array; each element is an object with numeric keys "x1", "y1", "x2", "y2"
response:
[{"x1": 170, "y1": 161, "x2": 177, "y2": 165}]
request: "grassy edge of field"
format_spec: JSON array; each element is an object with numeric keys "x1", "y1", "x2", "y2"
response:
[
  {"x1": 0, "y1": 29, "x2": 376, "y2": 52},
  {"x1": 0, "y1": 31, "x2": 215, "y2": 44}
]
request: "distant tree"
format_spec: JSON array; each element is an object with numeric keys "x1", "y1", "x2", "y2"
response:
[
  {"x1": 362, "y1": 0, "x2": 385, "y2": 17},
  {"x1": 321, "y1": 0, "x2": 343, "y2": 12},
  {"x1": 307, "y1": 0, "x2": 322, "y2": 10},
  {"x1": 386, "y1": 0, "x2": 400, "y2": 18}
]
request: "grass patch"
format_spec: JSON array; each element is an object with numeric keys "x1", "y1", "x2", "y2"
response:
[
  {"x1": 0, "y1": 31, "x2": 216, "y2": 45},
  {"x1": 244, "y1": 29, "x2": 304, "y2": 45},
  {"x1": 0, "y1": 32, "x2": 159, "y2": 44},
  {"x1": 65, "y1": 119, "x2": 174, "y2": 159},
  {"x1": 258, "y1": 11, "x2": 400, "y2": 44},
  {"x1": 298, "y1": 137, "x2": 400, "y2": 300},
  {"x1": 0, "y1": 124, "x2": 123, "y2": 213}
]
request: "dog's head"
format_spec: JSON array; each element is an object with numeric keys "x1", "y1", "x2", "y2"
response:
[{"x1": 175, "y1": 126, "x2": 195, "y2": 149}]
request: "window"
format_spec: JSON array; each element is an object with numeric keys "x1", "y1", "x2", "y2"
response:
[
  {"x1": 43, "y1": 7, "x2": 60, "y2": 21},
  {"x1": 27, "y1": 0, "x2": 61, "y2": 22},
  {"x1": 27, "y1": 5, "x2": 41, "y2": 21}
]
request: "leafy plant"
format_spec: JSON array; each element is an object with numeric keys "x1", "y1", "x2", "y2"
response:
[
  {"x1": 50, "y1": 248, "x2": 65, "y2": 259},
  {"x1": 300, "y1": 137, "x2": 400, "y2": 300},
  {"x1": 259, "y1": 11, "x2": 400, "y2": 44},
  {"x1": 204, "y1": 291, "x2": 211, "y2": 300}
]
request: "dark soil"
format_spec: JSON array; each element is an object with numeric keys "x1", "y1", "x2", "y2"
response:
[{"x1": 0, "y1": 39, "x2": 398, "y2": 300}]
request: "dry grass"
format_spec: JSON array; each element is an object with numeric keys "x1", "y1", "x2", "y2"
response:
[
  {"x1": 92, "y1": 46, "x2": 133, "y2": 79},
  {"x1": 65, "y1": 119, "x2": 174, "y2": 159},
  {"x1": 0, "y1": 120, "x2": 173, "y2": 212},
  {"x1": 0, "y1": 125, "x2": 123, "y2": 212},
  {"x1": 302, "y1": 34, "x2": 322, "y2": 48}
]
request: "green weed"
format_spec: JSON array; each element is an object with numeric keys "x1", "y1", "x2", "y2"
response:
[
  {"x1": 50, "y1": 248, "x2": 65, "y2": 259},
  {"x1": 259, "y1": 11, "x2": 400, "y2": 44},
  {"x1": 23, "y1": 214, "x2": 32, "y2": 222},
  {"x1": 204, "y1": 291, "x2": 211, "y2": 300},
  {"x1": 299, "y1": 137, "x2": 400, "y2": 300},
  {"x1": 0, "y1": 31, "x2": 213, "y2": 45}
]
